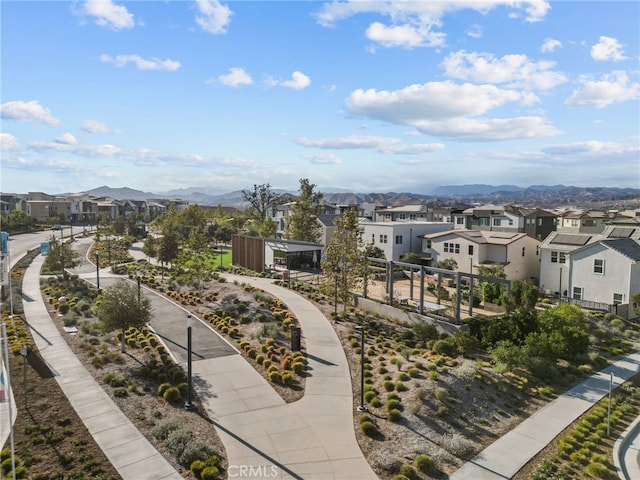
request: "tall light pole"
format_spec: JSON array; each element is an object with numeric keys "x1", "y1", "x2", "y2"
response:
[
  {"x1": 184, "y1": 314, "x2": 196, "y2": 411},
  {"x1": 355, "y1": 325, "x2": 368, "y2": 413},
  {"x1": 95, "y1": 252, "x2": 100, "y2": 289}
]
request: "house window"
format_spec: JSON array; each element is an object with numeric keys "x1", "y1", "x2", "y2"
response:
[
  {"x1": 468, "y1": 245, "x2": 474, "y2": 255},
  {"x1": 493, "y1": 218, "x2": 502, "y2": 226},
  {"x1": 398, "y1": 213, "x2": 406, "y2": 220},
  {"x1": 538, "y1": 218, "x2": 543, "y2": 225},
  {"x1": 551, "y1": 251, "x2": 566, "y2": 263},
  {"x1": 572, "y1": 287, "x2": 583, "y2": 300},
  {"x1": 522, "y1": 247, "x2": 525, "y2": 257},
  {"x1": 384, "y1": 213, "x2": 391, "y2": 221},
  {"x1": 444, "y1": 242, "x2": 460, "y2": 254},
  {"x1": 508, "y1": 219, "x2": 514, "y2": 226},
  {"x1": 593, "y1": 259, "x2": 605, "y2": 274},
  {"x1": 395, "y1": 235, "x2": 403, "y2": 244},
  {"x1": 409, "y1": 214, "x2": 416, "y2": 220},
  {"x1": 379, "y1": 234, "x2": 388, "y2": 244},
  {"x1": 456, "y1": 217, "x2": 465, "y2": 225},
  {"x1": 478, "y1": 217, "x2": 489, "y2": 226},
  {"x1": 426, "y1": 239, "x2": 432, "y2": 248},
  {"x1": 613, "y1": 293, "x2": 624, "y2": 305},
  {"x1": 571, "y1": 220, "x2": 579, "y2": 227}
]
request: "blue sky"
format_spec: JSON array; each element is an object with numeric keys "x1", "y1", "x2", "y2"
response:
[{"x1": 1, "y1": 1, "x2": 639, "y2": 196}]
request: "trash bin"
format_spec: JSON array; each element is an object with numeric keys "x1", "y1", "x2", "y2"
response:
[{"x1": 290, "y1": 325, "x2": 301, "y2": 351}]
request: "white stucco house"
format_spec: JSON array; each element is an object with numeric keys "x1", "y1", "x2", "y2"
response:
[
  {"x1": 360, "y1": 220, "x2": 454, "y2": 261},
  {"x1": 539, "y1": 220, "x2": 640, "y2": 298},
  {"x1": 567, "y1": 238, "x2": 640, "y2": 318},
  {"x1": 421, "y1": 229, "x2": 541, "y2": 281}
]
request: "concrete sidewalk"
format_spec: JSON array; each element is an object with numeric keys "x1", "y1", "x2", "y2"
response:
[
  {"x1": 191, "y1": 274, "x2": 377, "y2": 479},
  {"x1": 451, "y1": 350, "x2": 640, "y2": 479},
  {"x1": 20, "y1": 254, "x2": 182, "y2": 480}
]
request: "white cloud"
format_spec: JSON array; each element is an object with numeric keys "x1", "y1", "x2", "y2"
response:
[
  {"x1": 346, "y1": 81, "x2": 523, "y2": 123},
  {"x1": 591, "y1": 36, "x2": 627, "y2": 62},
  {"x1": 442, "y1": 51, "x2": 567, "y2": 90},
  {"x1": 541, "y1": 38, "x2": 562, "y2": 53},
  {"x1": 303, "y1": 153, "x2": 343, "y2": 164},
  {"x1": 542, "y1": 140, "x2": 639, "y2": 156},
  {"x1": 0, "y1": 100, "x2": 61, "y2": 126},
  {"x1": 0, "y1": 133, "x2": 21, "y2": 152},
  {"x1": 314, "y1": 1, "x2": 550, "y2": 48},
  {"x1": 100, "y1": 54, "x2": 181, "y2": 71},
  {"x1": 30, "y1": 141, "x2": 123, "y2": 157},
  {"x1": 267, "y1": 71, "x2": 311, "y2": 90},
  {"x1": 413, "y1": 116, "x2": 560, "y2": 142},
  {"x1": 218, "y1": 67, "x2": 253, "y2": 87},
  {"x1": 81, "y1": 119, "x2": 112, "y2": 133},
  {"x1": 195, "y1": 0, "x2": 233, "y2": 34},
  {"x1": 466, "y1": 25, "x2": 483, "y2": 39},
  {"x1": 365, "y1": 22, "x2": 445, "y2": 49},
  {"x1": 54, "y1": 133, "x2": 78, "y2": 145},
  {"x1": 296, "y1": 135, "x2": 444, "y2": 154},
  {"x1": 282, "y1": 71, "x2": 312, "y2": 90},
  {"x1": 565, "y1": 71, "x2": 639, "y2": 108},
  {"x1": 78, "y1": 0, "x2": 135, "y2": 30}
]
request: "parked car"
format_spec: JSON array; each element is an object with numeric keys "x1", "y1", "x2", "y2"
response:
[{"x1": 51, "y1": 225, "x2": 62, "y2": 230}]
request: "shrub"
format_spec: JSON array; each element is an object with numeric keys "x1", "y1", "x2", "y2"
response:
[
  {"x1": 370, "y1": 397, "x2": 382, "y2": 408},
  {"x1": 407, "y1": 367, "x2": 420, "y2": 378},
  {"x1": 383, "y1": 380, "x2": 395, "y2": 392},
  {"x1": 191, "y1": 460, "x2": 206, "y2": 477},
  {"x1": 201, "y1": 466, "x2": 220, "y2": 480},
  {"x1": 586, "y1": 462, "x2": 608, "y2": 478},
  {"x1": 385, "y1": 399, "x2": 403, "y2": 412},
  {"x1": 388, "y1": 409, "x2": 402, "y2": 422},
  {"x1": 178, "y1": 439, "x2": 215, "y2": 467},
  {"x1": 435, "y1": 387, "x2": 448, "y2": 402},
  {"x1": 364, "y1": 390, "x2": 377, "y2": 403},
  {"x1": 153, "y1": 418, "x2": 181, "y2": 440},
  {"x1": 413, "y1": 453, "x2": 435, "y2": 473},
  {"x1": 268, "y1": 370, "x2": 279, "y2": 383},
  {"x1": 399, "y1": 464, "x2": 417, "y2": 480},
  {"x1": 281, "y1": 371, "x2": 293, "y2": 385},
  {"x1": 163, "y1": 387, "x2": 182, "y2": 403},
  {"x1": 395, "y1": 382, "x2": 408, "y2": 392},
  {"x1": 432, "y1": 339, "x2": 456, "y2": 356},
  {"x1": 360, "y1": 421, "x2": 378, "y2": 437}
]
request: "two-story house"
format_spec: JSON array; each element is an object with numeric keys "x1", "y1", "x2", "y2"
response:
[
  {"x1": 539, "y1": 217, "x2": 640, "y2": 300},
  {"x1": 567, "y1": 237, "x2": 640, "y2": 318},
  {"x1": 556, "y1": 209, "x2": 609, "y2": 234},
  {"x1": 361, "y1": 220, "x2": 454, "y2": 261},
  {"x1": 421, "y1": 229, "x2": 541, "y2": 281},
  {"x1": 453, "y1": 204, "x2": 557, "y2": 239}
]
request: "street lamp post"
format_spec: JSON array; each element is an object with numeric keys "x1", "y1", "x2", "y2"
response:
[
  {"x1": 137, "y1": 276, "x2": 141, "y2": 304},
  {"x1": 184, "y1": 314, "x2": 196, "y2": 411},
  {"x1": 355, "y1": 325, "x2": 368, "y2": 413},
  {"x1": 95, "y1": 252, "x2": 100, "y2": 289}
]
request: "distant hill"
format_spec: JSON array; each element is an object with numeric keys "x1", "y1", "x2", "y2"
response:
[{"x1": 81, "y1": 184, "x2": 640, "y2": 209}]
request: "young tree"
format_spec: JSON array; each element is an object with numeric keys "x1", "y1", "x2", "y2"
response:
[
  {"x1": 142, "y1": 235, "x2": 158, "y2": 259},
  {"x1": 321, "y1": 207, "x2": 366, "y2": 314},
  {"x1": 285, "y1": 178, "x2": 323, "y2": 242},
  {"x1": 241, "y1": 183, "x2": 280, "y2": 222},
  {"x1": 43, "y1": 236, "x2": 79, "y2": 277},
  {"x1": 95, "y1": 279, "x2": 152, "y2": 352}
]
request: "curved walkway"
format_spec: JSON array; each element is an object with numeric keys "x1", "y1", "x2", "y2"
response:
[
  {"x1": 20, "y1": 253, "x2": 182, "y2": 480},
  {"x1": 192, "y1": 274, "x2": 377, "y2": 479}
]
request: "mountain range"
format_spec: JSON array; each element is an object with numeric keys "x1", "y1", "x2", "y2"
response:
[{"x1": 81, "y1": 184, "x2": 640, "y2": 210}]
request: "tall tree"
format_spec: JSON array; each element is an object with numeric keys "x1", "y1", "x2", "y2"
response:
[
  {"x1": 95, "y1": 279, "x2": 152, "y2": 352},
  {"x1": 241, "y1": 183, "x2": 280, "y2": 222},
  {"x1": 321, "y1": 207, "x2": 366, "y2": 313},
  {"x1": 285, "y1": 178, "x2": 323, "y2": 242}
]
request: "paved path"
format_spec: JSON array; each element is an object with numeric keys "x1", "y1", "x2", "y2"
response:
[
  {"x1": 451, "y1": 350, "x2": 640, "y2": 479},
  {"x1": 192, "y1": 274, "x2": 377, "y2": 479},
  {"x1": 20, "y1": 253, "x2": 183, "y2": 480}
]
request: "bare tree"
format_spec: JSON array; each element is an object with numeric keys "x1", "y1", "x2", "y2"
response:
[{"x1": 241, "y1": 183, "x2": 280, "y2": 223}]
